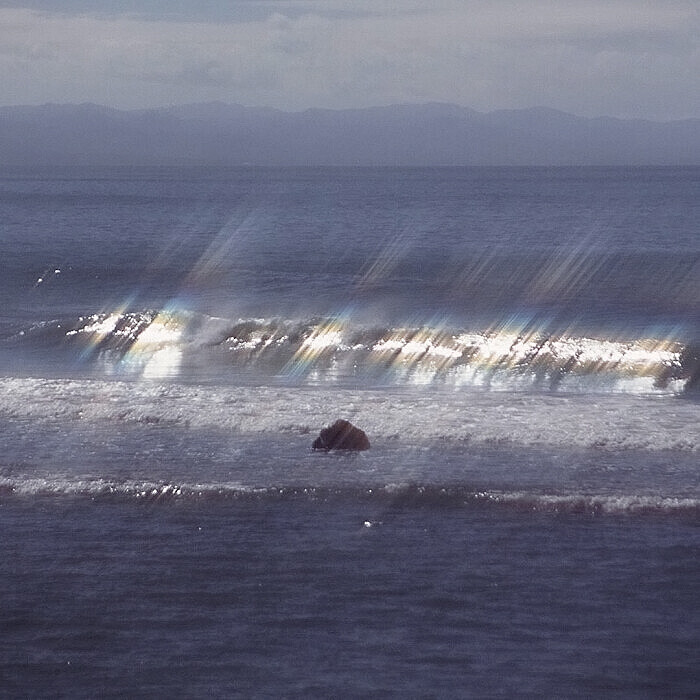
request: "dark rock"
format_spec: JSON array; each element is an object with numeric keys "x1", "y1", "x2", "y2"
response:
[{"x1": 312, "y1": 419, "x2": 370, "y2": 451}]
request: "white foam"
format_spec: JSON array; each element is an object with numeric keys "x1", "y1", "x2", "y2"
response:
[
  {"x1": 0, "y1": 474, "x2": 249, "y2": 499},
  {"x1": 66, "y1": 314, "x2": 121, "y2": 337},
  {"x1": 480, "y1": 491, "x2": 700, "y2": 514},
  {"x1": 0, "y1": 376, "x2": 697, "y2": 453},
  {"x1": 4, "y1": 473, "x2": 695, "y2": 515}
]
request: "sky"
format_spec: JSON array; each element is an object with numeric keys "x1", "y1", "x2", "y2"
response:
[{"x1": 0, "y1": 0, "x2": 698, "y2": 120}]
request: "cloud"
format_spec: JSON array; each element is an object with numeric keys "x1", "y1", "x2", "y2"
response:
[{"x1": 0, "y1": 2, "x2": 698, "y2": 119}]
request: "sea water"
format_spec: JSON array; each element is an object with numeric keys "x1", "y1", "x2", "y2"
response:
[{"x1": 1, "y1": 166, "x2": 699, "y2": 697}]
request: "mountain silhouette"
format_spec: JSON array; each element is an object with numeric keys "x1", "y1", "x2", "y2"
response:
[{"x1": 1, "y1": 102, "x2": 698, "y2": 166}]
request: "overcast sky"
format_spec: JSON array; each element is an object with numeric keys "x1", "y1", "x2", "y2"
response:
[{"x1": 1, "y1": 0, "x2": 698, "y2": 120}]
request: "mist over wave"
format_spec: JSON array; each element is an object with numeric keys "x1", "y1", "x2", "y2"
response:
[{"x1": 6, "y1": 309, "x2": 698, "y2": 395}]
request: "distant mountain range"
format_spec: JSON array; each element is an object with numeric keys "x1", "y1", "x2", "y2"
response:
[{"x1": 1, "y1": 102, "x2": 699, "y2": 166}]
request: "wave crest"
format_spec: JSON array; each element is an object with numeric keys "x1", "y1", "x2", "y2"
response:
[
  {"x1": 7, "y1": 310, "x2": 698, "y2": 393},
  {"x1": 1, "y1": 475, "x2": 697, "y2": 516}
]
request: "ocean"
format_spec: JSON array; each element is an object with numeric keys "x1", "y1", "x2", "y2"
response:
[{"x1": 1, "y1": 166, "x2": 699, "y2": 698}]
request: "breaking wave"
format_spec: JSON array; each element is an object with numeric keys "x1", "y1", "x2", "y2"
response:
[
  {"x1": 0, "y1": 474, "x2": 697, "y2": 516},
  {"x1": 5, "y1": 309, "x2": 699, "y2": 394}
]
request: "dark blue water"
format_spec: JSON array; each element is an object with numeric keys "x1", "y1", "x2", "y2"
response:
[
  {"x1": 2, "y1": 499, "x2": 698, "y2": 698},
  {"x1": 3, "y1": 166, "x2": 699, "y2": 333},
  {"x1": 1, "y1": 166, "x2": 699, "y2": 697}
]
